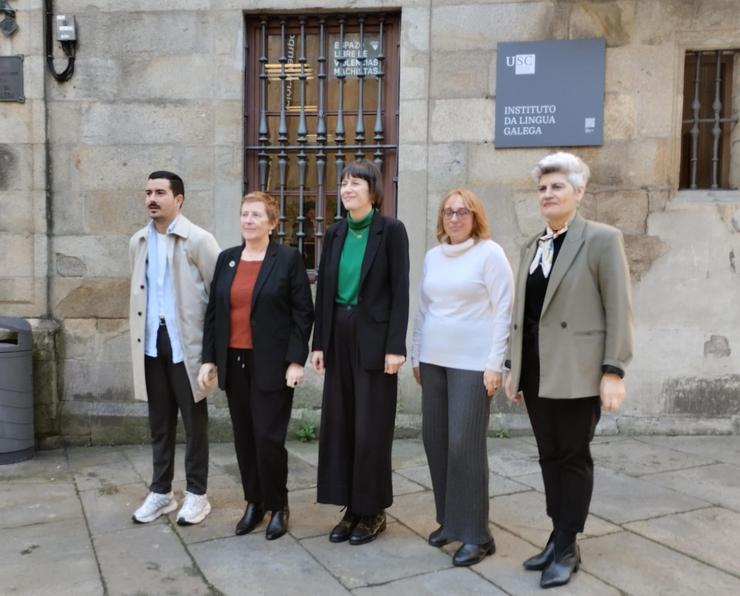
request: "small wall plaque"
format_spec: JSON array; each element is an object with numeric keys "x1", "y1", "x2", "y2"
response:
[{"x1": 0, "y1": 55, "x2": 24, "y2": 102}]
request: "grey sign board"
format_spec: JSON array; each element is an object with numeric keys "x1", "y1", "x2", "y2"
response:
[
  {"x1": 330, "y1": 34, "x2": 381, "y2": 79},
  {"x1": 495, "y1": 38, "x2": 605, "y2": 148},
  {"x1": 0, "y1": 55, "x2": 24, "y2": 102}
]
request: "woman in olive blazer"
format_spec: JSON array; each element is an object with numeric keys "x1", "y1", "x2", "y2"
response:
[{"x1": 505, "y1": 152, "x2": 633, "y2": 589}]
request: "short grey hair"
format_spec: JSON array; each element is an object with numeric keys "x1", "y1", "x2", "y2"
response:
[{"x1": 530, "y1": 152, "x2": 590, "y2": 190}]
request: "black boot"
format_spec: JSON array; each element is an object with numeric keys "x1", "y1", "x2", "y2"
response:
[
  {"x1": 523, "y1": 531, "x2": 555, "y2": 571},
  {"x1": 428, "y1": 526, "x2": 450, "y2": 547},
  {"x1": 349, "y1": 512, "x2": 387, "y2": 545},
  {"x1": 265, "y1": 508, "x2": 289, "y2": 540},
  {"x1": 452, "y1": 539, "x2": 496, "y2": 567},
  {"x1": 329, "y1": 509, "x2": 360, "y2": 543},
  {"x1": 540, "y1": 541, "x2": 580, "y2": 589},
  {"x1": 235, "y1": 502, "x2": 265, "y2": 536}
]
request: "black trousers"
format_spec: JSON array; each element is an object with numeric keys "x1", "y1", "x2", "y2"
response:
[
  {"x1": 521, "y1": 338, "x2": 601, "y2": 535},
  {"x1": 144, "y1": 324, "x2": 208, "y2": 495},
  {"x1": 225, "y1": 348, "x2": 293, "y2": 510},
  {"x1": 317, "y1": 305, "x2": 398, "y2": 516}
]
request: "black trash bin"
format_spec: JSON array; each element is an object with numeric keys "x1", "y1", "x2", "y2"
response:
[{"x1": 0, "y1": 317, "x2": 34, "y2": 464}]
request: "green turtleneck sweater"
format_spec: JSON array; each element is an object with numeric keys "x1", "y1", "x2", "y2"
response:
[{"x1": 336, "y1": 209, "x2": 374, "y2": 305}]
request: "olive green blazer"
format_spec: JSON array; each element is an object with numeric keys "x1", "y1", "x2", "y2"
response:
[{"x1": 507, "y1": 214, "x2": 634, "y2": 398}]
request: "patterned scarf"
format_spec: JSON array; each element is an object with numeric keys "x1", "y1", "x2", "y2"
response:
[{"x1": 529, "y1": 224, "x2": 568, "y2": 279}]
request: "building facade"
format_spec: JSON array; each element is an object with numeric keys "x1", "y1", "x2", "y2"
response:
[{"x1": 2, "y1": 0, "x2": 740, "y2": 445}]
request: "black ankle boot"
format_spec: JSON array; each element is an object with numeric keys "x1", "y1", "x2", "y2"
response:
[
  {"x1": 265, "y1": 508, "x2": 289, "y2": 540},
  {"x1": 540, "y1": 541, "x2": 580, "y2": 589},
  {"x1": 235, "y1": 502, "x2": 265, "y2": 536},
  {"x1": 523, "y1": 531, "x2": 555, "y2": 571}
]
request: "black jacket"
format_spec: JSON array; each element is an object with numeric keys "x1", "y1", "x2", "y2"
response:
[
  {"x1": 202, "y1": 242, "x2": 314, "y2": 392},
  {"x1": 312, "y1": 211, "x2": 410, "y2": 370}
]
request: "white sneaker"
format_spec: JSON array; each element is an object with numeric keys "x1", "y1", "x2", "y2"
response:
[
  {"x1": 176, "y1": 491, "x2": 212, "y2": 526},
  {"x1": 132, "y1": 491, "x2": 178, "y2": 524}
]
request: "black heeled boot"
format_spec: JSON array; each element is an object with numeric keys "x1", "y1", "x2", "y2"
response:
[
  {"x1": 235, "y1": 502, "x2": 265, "y2": 536},
  {"x1": 265, "y1": 508, "x2": 290, "y2": 540},
  {"x1": 540, "y1": 540, "x2": 580, "y2": 589},
  {"x1": 523, "y1": 531, "x2": 555, "y2": 571}
]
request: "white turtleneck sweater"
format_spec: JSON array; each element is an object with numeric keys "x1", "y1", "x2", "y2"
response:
[{"x1": 411, "y1": 238, "x2": 514, "y2": 372}]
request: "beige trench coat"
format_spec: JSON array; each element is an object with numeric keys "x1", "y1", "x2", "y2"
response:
[
  {"x1": 129, "y1": 214, "x2": 220, "y2": 403},
  {"x1": 507, "y1": 214, "x2": 634, "y2": 398}
]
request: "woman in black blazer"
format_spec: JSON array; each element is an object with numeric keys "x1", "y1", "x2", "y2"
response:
[
  {"x1": 199, "y1": 191, "x2": 313, "y2": 540},
  {"x1": 311, "y1": 160, "x2": 410, "y2": 546}
]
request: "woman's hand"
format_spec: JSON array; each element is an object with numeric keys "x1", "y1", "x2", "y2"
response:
[
  {"x1": 311, "y1": 350, "x2": 324, "y2": 373},
  {"x1": 384, "y1": 354, "x2": 406, "y2": 375},
  {"x1": 483, "y1": 369, "x2": 501, "y2": 397},
  {"x1": 197, "y1": 362, "x2": 217, "y2": 394},
  {"x1": 285, "y1": 363, "x2": 304, "y2": 388},
  {"x1": 413, "y1": 366, "x2": 421, "y2": 385},
  {"x1": 504, "y1": 372, "x2": 522, "y2": 403},
  {"x1": 600, "y1": 373, "x2": 625, "y2": 412}
]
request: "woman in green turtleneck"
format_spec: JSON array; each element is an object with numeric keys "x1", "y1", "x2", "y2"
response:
[{"x1": 311, "y1": 160, "x2": 410, "y2": 546}]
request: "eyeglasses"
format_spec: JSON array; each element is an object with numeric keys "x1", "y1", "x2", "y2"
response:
[{"x1": 443, "y1": 208, "x2": 471, "y2": 220}]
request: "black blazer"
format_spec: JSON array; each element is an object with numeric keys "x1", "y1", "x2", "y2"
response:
[
  {"x1": 202, "y1": 242, "x2": 314, "y2": 393},
  {"x1": 312, "y1": 211, "x2": 410, "y2": 370}
]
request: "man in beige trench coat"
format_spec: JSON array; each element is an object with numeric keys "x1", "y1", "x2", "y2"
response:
[{"x1": 129, "y1": 171, "x2": 220, "y2": 525}]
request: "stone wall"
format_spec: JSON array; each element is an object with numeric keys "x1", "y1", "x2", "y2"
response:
[{"x1": 1, "y1": 0, "x2": 740, "y2": 445}]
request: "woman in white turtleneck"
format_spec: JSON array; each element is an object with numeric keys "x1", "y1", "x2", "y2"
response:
[{"x1": 411, "y1": 189, "x2": 514, "y2": 567}]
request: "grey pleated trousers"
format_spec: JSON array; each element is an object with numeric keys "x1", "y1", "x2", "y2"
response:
[{"x1": 420, "y1": 362, "x2": 492, "y2": 545}]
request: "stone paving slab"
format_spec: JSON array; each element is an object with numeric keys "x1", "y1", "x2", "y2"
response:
[
  {"x1": 515, "y1": 468, "x2": 710, "y2": 524},
  {"x1": 1, "y1": 480, "x2": 83, "y2": 529},
  {"x1": 74, "y1": 457, "x2": 143, "y2": 492},
  {"x1": 353, "y1": 567, "x2": 506, "y2": 595},
  {"x1": 475, "y1": 526, "x2": 620, "y2": 596},
  {"x1": 487, "y1": 438, "x2": 542, "y2": 478},
  {"x1": 590, "y1": 436, "x2": 716, "y2": 476},
  {"x1": 191, "y1": 532, "x2": 350, "y2": 595},
  {"x1": 396, "y1": 463, "x2": 531, "y2": 496},
  {"x1": 94, "y1": 523, "x2": 212, "y2": 595},
  {"x1": 67, "y1": 445, "x2": 128, "y2": 468},
  {"x1": 79, "y1": 479, "x2": 158, "y2": 536},
  {"x1": 490, "y1": 490, "x2": 620, "y2": 547},
  {"x1": 391, "y1": 438, "x2": 430, "y2": 470},
  {"x1": 0, "y1": 518, "x2": 103, "y2": 595},
  {"x1": 626, "y1": 507, "x2": 740, "y2": 577},
  {"x1": 637, "y1": 435, "x2": 740, "y2": 466},
  {"x1": 301, "y1": 520, "x2": 451, "y2": 589},
  {"x1": 645, "y1": 462, "x2": 740, "y2": 511},
  {"x1": 581, "y1": 530, "x2": 740, "y2": 595},
  {"x1": 0, "y1": 450, "x2": 70, "y2": 483},
  {"x1": 387, "y1": 489, "x2": 439, "y2": 540},
  {"x1": 287, "y1": 440, "x2": 321, "y2": 466}
]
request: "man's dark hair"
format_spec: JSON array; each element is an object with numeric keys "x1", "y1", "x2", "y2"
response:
[
  {"x1": 341, "y1": 160, "x2": 384, "y2": 209},
  {"x1": 148, "y1": 171, "x2": 185, "y2": 199}
]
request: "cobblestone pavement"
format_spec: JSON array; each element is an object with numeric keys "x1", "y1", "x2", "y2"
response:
[{"x1": 3, "y1": 435, "x2": 740, "y2": 595}]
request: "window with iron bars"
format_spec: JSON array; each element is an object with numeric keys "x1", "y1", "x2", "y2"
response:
[
  {"x1": 243, "y1": 13, "x2": 401, "y2": 272},
  {"x1": 679, "y1": 50, "x2": 739, "y2": 190}
]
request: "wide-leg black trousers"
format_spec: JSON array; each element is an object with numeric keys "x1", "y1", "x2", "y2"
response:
[
  {"x1": 225, "y1": 348, "x2": 293, "y2": 511},
  {"x1": 144, "y1": 324, "x2": 209, "y2": 495},
  {"x1": 317, "y1": 305, "x2": 398, "y2": 516},
  {"x1": 520, "y1": 339, "x2": 601, "y2": 535}
]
